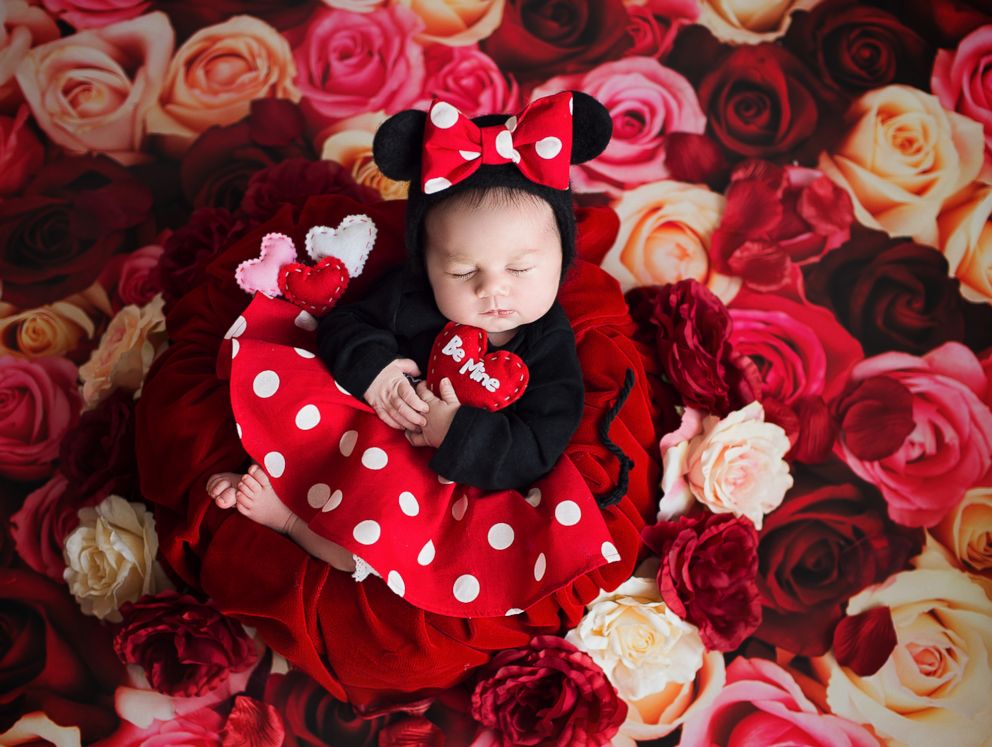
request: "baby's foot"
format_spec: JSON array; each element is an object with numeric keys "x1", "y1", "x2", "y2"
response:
[
  {"x1": 206, "y1": 472, "x2": 240, "y2": 509},
  {"x1": 235, "y1": 464, "x2": 295, "y2": 533}
]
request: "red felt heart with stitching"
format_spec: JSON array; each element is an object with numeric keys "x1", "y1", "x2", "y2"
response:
[
  {"x1": 278, "y1": 257, "x2": 350, "y2": 316},
  {"x1": 426, "y1": 322, "x2": 529, "y2": 412}
]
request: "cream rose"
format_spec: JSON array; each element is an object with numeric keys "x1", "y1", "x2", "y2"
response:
[
  {"x1": 658, "y1": 401, "x2": 793, "y2": 530},
  {"x1": 603, "y1": 180, "x2": 739, "y2": 300},
  {"x1": 63, "y1": 494, "x2": 171, "y2": 622},
  {"x1": 818, "y1": 85, "x2": 985, "y2": 247},
  {"x1": 565, "y1": 576, "x2": 724, "y2": 744},
  {"x1": 696, "y1": 0, "x2": 819, "y2": 44},
  {"x1": 393, "y1": 0, "x2": 505, "y2": 46},
  {"x1": 14, "y1": 12, "x2": 173, "y2": 164},
  {"x1": 146, "y1": 16, "x2": 299, "y2": 148},
  {"x1": 0, "y1": 1, "x2": 59, "y2": 110},
  {"x1": 931, "y1": 486, "x2": 992, "y2": 598},
  {"x1": 78, "y1": 293, "x2": 167, "y2": 409},
  {"x1": 813, "y1": 561, "x2": 992, "y2": 747},
  {"x1": 0, "y1": 284, "x2": 109, "y2": 359},
  {"x1": 0, "y1": 712, "x2": 81, "y2": 747},
  {"x1": 320, "y1": 112, "x2": 408, "y2": 200},
  {"x1": 937, "y1": 182, "x2": 992, "y2": 303}
]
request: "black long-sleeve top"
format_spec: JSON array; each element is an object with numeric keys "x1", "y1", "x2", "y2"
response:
[{"x1": 315, "y1": 267, "x2": 584, "y2": 491}]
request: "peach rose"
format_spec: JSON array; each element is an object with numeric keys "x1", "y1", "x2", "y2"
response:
[
  {"x1": 14, "y1": 12, "x2": 173, "y2": 164},
  {"x1": 932, "y1": 25, "x2": 992, "y2": 161},
  {"x1": 78, "y1": 293, "x2": 167, "y2": 410},
  {"x1": 602, "y1": 180, "x2": 739, "y2": 300},
  {"x1": 41, "y1": 0, "x2": 149, "y2": 30},
  {"x1": 320, "y1": 112, "x2": 409, "y2": 200},
  {"x1": 565, "y1": 575, "x2": 725, "y2": 744},
  {"x1": 0, "y1": 297, "x2": 97, "y2": 359},
  {"x1": 813, "y1": 560, "x2": 992, "y2": 746},
  {"x1": 818, "y1": 85, "x2": 985, "y2": 247},
  {"x1": 0, "y1": 1, "x2": 58, "y2": 112},
  {"x1": 696, "y1": 0, "x2": 820, "y2": 44},
  {"x1": 145, "y1": 16, "x2": 299, "y2": 149},
  {"x1": 937, "y1": 182, "x2": 992, "y2": 303},
  {"x1": 658, "y1": 401, "x2": 793, "y2": 530},
  {"x1": 394, "y1": 0, "x2": 504, "y2": 46},
  {"x1": 932, "y1": 486, "x2": 992, "y2": 595}
]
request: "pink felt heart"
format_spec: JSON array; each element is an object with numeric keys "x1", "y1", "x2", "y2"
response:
[
  {"x1": 278, "y1": 257, "x2": 350, "y2": 317},
  {"x1": 426, "y1": 323, "x2": 529, "y2": 412},
  {"x1": 235, "y1": 233, "x2": 298, "y2": 297}
]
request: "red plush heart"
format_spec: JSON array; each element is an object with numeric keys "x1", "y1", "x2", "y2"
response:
[
  {"x1": 277, "y1": 257, "x2": 350, "y2": 316},
  {"x1": 426, "y1": 323, "x2": 529, "y2": 412}
]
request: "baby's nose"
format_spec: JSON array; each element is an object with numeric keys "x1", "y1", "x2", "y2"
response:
[{"x1": 476, "y1": 274, "x2": 508, "y2": 297}]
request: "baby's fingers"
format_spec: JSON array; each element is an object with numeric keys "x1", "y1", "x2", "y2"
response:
[
  {"x1": 372, "y1": 401, "x2": 404, "y2": 430},
  {"x1": 400, "y1": 380, "x2": 430, "y2": 414},
  {"x1": 387, "y1": 395, "x2": 427, "y2": 430}
]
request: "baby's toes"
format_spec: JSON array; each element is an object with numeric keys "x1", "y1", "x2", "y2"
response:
[
  {"x1": 239, "y1": 473, "x2": 261, "y2": 497},
  {"x1": 214, "y1": 487, "x2": 237, "y2": 509},
  {"x1": 248, "y1": 463, "x2": 271, "y2": 489}
]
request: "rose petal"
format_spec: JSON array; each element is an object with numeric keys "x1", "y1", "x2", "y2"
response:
[
  {"x1": 838, "y1": 377, "x2": 915, "y2": 460},
  {"x1": 832, "y1": 606, "x2": 897, "y2": 676}
]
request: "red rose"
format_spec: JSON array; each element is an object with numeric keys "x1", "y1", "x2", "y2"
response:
[
  {"x1": 803, "y1": 227, "x2": 992, "y2": 356},
  {"x1": 0, "y1": 156, "x2": 152, "y2": 307},
  {"x1": 899, "y1": 0, "x2": 992, "y2": 47},
  {"x1": 114, "y1": 590, "x2": 258, "y2": 698},
  {"x1": 471, "y1": 636, "x2": 626, "y2": 747},
  {"x1": 621, "y1": 0, "x2": 698, "y2": 60},
  {"x1": 0, "y1": 567, "x2": 123, "y2": 739},
  {"x1": 480, "y1": 0, "x2": 630, "y2": 81},
  {"x1": 626, "y1": 280, "x2": 758, "y2": 415},
  {"x1": 642, "y1": 512, "x2": 762, "y2": 651},
  {"x1": 697, "y1": 43, "x2": 841, "y2": 165},
  {"x1": 755, "y1": 465, "x2": 923, "y2": 655},
  {"x1": 783, "y1": 0, "x2": 931, "y2": 94},
  {"x1": 710, "y1": 159, "x2": 854, "y2": 291},
  {"x1": 10, "y1": 474, "x2": 77, "y2": 582},
  {"x1": 0, "y1": 105, "x2": 44, "y2": 197},
  {"x1": 149, "y1": 0, "x2": 317, "y2": 39},
  {"x1": 0, "y1": 355, "x2": 80, "y2": 482}
]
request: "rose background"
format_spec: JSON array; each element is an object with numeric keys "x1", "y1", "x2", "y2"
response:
[{"x1": 2, "y1": 0, "x2": 992, "y2": 744}]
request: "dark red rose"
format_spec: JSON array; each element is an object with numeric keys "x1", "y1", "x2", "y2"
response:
[
  {"x1": 896, "y1": 0, "x2": 992, "y2": 47},
  {"x1": 10, "y1": 474, "x2": 78, "y2": 582},
  {"x1": 784, "y1": 0, "x2": 931, "y2": 94},
  {"x1": 480, "y1": 0, "x2": 630, "y2": 81},
  {"x1": 471, "y1": 635, "x2": 626, "y2": 747},
  {"x1": 697, "y1": 43, "x2": 842, "y2": 165},
  {"x1": 114, "y1": 591, "x2": 258, "y2": 698},
  {"x1": 642, "y1": 512, "x2": 762, "y2": 651},
  {"x1": 803, "y1": 227, "x2": 992, "y2": 356},
  {"x1": 626, "y1": 279, "x2": 758, "y2": 415},
  {"x1": 180, "y1": 99, "x2": 315, "y2": 211},
  {"x1": 240, "y1": 158, "x2": 380, "y2": 228},
  {"x1": 376, "y1": 717, "x2": 444, "y2": 747},
  {"x1": 621, "y1": 0, "x2": 698, "y2": 60},
  {"x1": 663, "y1": 132, "x2": 730, "y2": 192},
  {"x1": 754, "y1": 465, "x2": 923, "y2": 656},
  {"x1": 710, "y1": 160, "x2": 854, "y2": 291},
  {"x1": 151, "y1": 0, "x2": 317, "y2": 40},
  {"x1": 221, "y1": 695, "x2": 285, "y2": 747},
  {"x1": 0, "y1": 568, "x2": 123, "y2": 739},
  {"x1": 0, "y1": 156, "x2": 152, "y2": 307}
]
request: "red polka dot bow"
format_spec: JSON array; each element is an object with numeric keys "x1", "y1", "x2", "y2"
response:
[{"x1": 421, "y1": 91, "x2": 574, "y2": 195}]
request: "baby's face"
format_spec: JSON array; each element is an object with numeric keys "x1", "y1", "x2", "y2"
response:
[{"x1": 424, "y1": 196, "x2": 563, "y2": 343}]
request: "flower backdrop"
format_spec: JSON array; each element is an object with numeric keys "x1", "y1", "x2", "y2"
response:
[{"x1": 1, "y1": 0, "x2": 991, "y2": 744}]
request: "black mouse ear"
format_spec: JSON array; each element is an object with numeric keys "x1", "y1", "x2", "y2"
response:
[
  {"x1": 569, "y1": 91, "x2": 612, "y2": 165},
  {"x1": 372, "y1": 109, "x2": 427, "y2": 182}
]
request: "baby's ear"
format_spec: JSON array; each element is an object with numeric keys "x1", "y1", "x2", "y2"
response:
[
  {"x1": 372, "y1": 109, "x2": 427, "y2": 182},
  {"x1": 569, "y1": 91, "x2": 612, "y2": 165}
]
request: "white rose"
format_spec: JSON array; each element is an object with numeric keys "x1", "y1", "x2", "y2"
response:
[{"x1": 63, "y1": 494, "x2": 171, "y2": 622}]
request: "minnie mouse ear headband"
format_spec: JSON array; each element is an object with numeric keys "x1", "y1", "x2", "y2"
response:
[{"x1": 372, "y1": 91, "x2": 612, "y2": 273}]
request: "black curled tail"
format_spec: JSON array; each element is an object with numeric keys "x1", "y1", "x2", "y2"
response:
[{"x1": 595, "y1": 368, "x2": 636, "y2": 508}]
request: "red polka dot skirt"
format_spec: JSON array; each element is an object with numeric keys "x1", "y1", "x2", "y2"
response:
[{"x1": 225, "y1": 294, "x2": 619, "y2": 618}]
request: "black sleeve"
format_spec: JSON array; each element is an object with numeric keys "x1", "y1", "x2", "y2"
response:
[{"x1": 428, "y1": 325, "x2": 585, "y2": 491}]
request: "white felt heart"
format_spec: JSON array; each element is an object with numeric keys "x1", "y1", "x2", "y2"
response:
[
  {"x1": 235, "y1": 233, "x2": 298, "y2": 297},
  {"x1": 305, "y1": 214, "x2": 377, "y2": 279}
]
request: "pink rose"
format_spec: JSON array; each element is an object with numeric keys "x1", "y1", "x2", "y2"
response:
[
  {"x1": 418, "y1": 44, "x2": 521, "y2": 117},
  {"x1": 0, "y1": 105, "x2": 44, "y2": 196},
  {"x1": 293, "y1": 6, "x2": 425, "y2": 125},
  {"x1": 0, "y1": 355, "x2": 80, "y2": 481},
  {"x1": 533, "y1": 57, "x2": 705, "y2": 194},
  {"x1": 932, "y1": 25, "x2": 992, "y2": 162},
  {"x1": 833, "y1": 342, "x2": 992, "y2": 527},
  {"x1": 41, "y1": 0, "x2": 149, "y2": 29},
  {"x1": 679, "y1": 657, "x2": 881, "y2": 747},
  {"x1": 99, "y1": 244, "x2": 165, "y2": 309},
  {"x1": 9, "y1": 473, "x2": 72, "y2": 581},
  {"x1": 0, "y1": 1, "x2": 59, "y2": 111}
]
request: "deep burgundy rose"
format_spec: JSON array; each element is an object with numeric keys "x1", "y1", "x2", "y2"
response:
[
  {"x1": 784, "y1": 0, "x2": 931, "y2": 94},
  {"x1": 240, "y1": 158, "x2": 380, "y2": 228},
  {"x1": 180, "y1": 99, "x2": 315, "y2": 211},
  {"x1": 151, "y1": 0, "x2": 317, "y2": 39},
  {"x1": 621, "y1": 0, "x2": 698, "y2": 60},
  {"x1": 0, "y1": 568, "x2": 123, "y2": 738},
  {"x1": 663, "y1": 132, "x2": 730, "y2": 192},
  {"x1": 626, "y1": 280, "x2": 758, "y2": 415},
  {"x1": 896, "y1": 0, "x2": 992, "y2": 47},
  {"x1": 114, "y1": 590, "x2": 258, "y2": 698},
  {"x1": 471, "y1": 636, "x2": 625, "y2": 747},
  {"x1": 710, "y1": 160, "x2": 854, "y2": 291},
  {"x1": 480, "y1": 0, "x2": 630, "y2": 81},
  {"x1": 642, "y1": 512, "x2": 762, "y2": 651},
  {"x1": 754, "y1": 466, "x2": 923, "y2": 656},
  {"x1": 697, "y1": 43, "x2": 841, "y2": 165},
  {"x1": 803, "y1": 227, "x2": 992, "y2": 356},
  {"x1": 0, "y1": 156, "x2": 153, "y2": 307}
]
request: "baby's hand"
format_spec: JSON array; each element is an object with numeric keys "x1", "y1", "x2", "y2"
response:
[
  {"x1": 364, "y1": 358, "x2": 428, "y2": 431},
  {"x1": 406, "y1": 378, "x2": 460, "y2": 448}
]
